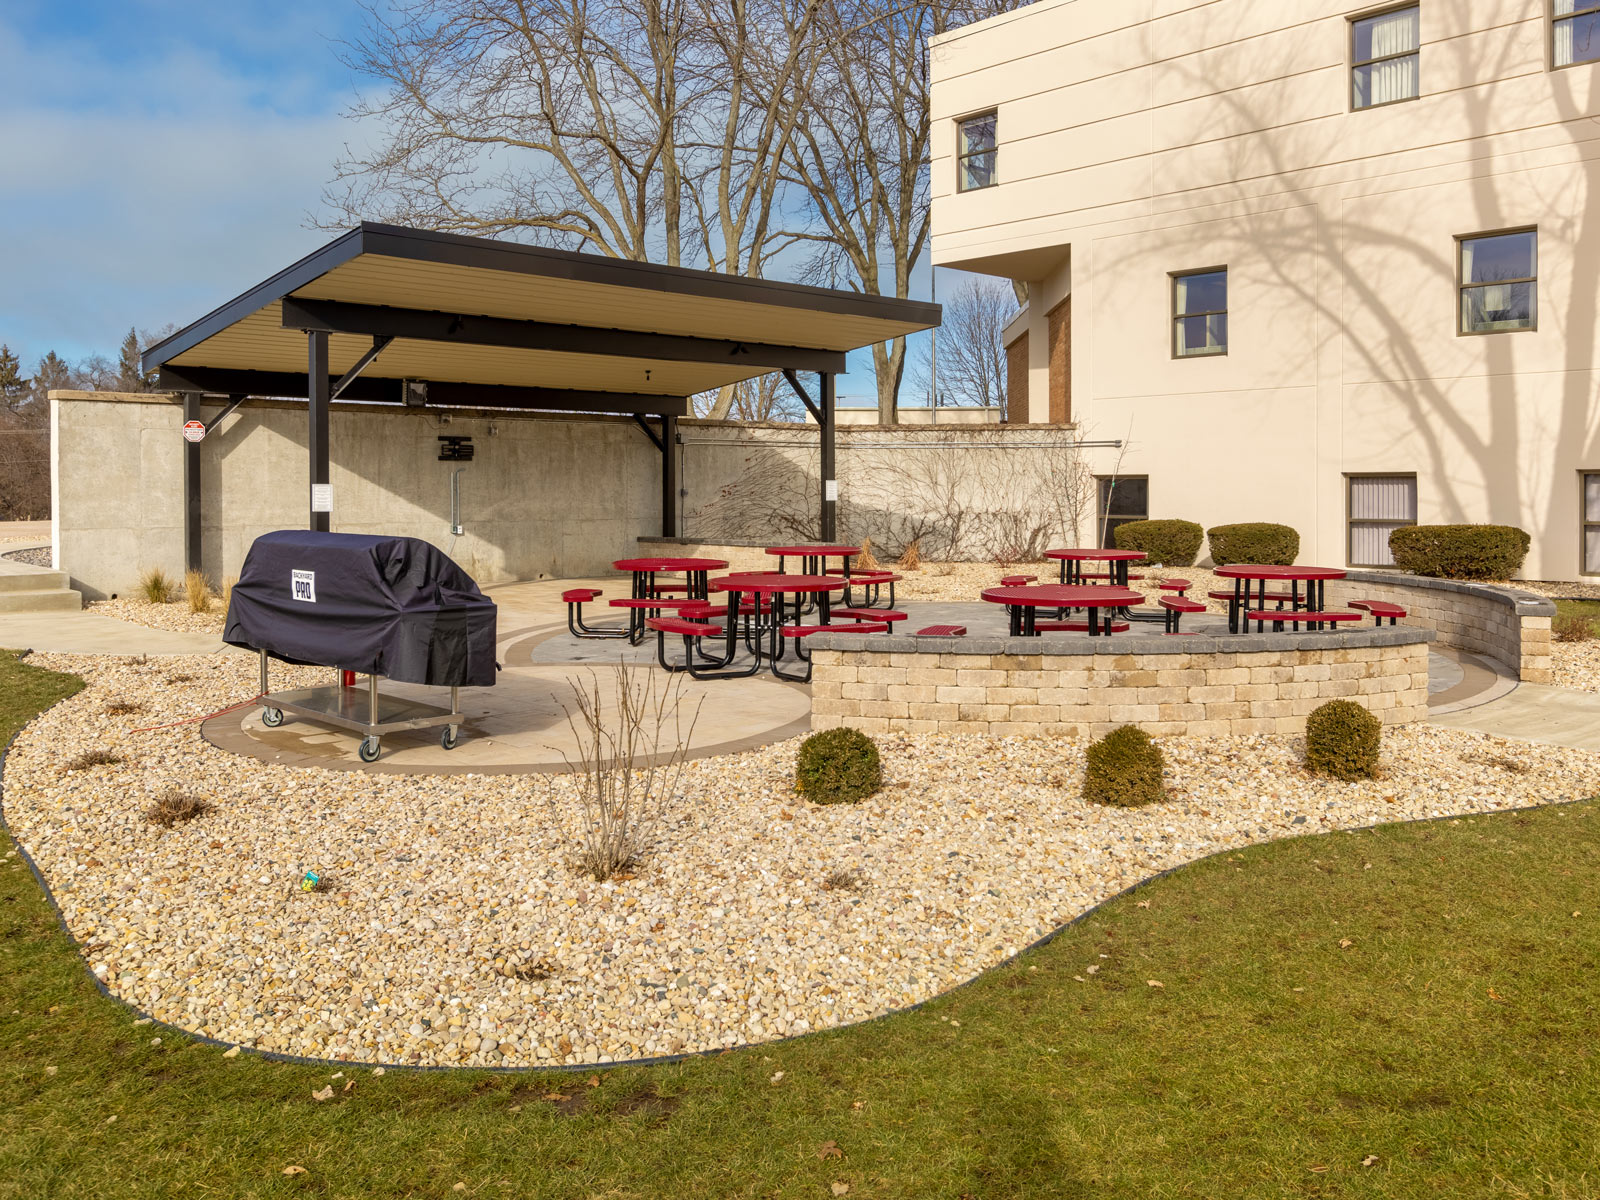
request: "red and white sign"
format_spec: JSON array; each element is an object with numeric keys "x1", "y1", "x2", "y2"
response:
[{"x1": 182, "y1": 420, "x2": 207, "y2": 443}]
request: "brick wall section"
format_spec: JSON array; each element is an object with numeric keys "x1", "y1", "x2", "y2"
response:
[
  {"x1": 811, "y1": 639, "x2": 1430, "y2": 739},
  {"x1": 1326, "y1": 571, "x2": 1554, "y2": 683},
  {"x1": 1046, "y1": 296, "x2": 1071, "y2": 424},
  {"x1": 1004, "y1": 332, "x2": 1029, "y2": 423}
]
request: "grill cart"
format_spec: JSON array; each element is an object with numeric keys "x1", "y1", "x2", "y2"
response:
[{"x1": 224, "y1": 531, "x2": 497, "y2": 762}]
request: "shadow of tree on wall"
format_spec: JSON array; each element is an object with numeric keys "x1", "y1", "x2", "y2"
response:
[
  {"x1": 1110, "y1": 10, "x2": 1600, "y2": 570},
  {"x1": 683, "y1": 425, "x2": 1096, "y2": 559}
]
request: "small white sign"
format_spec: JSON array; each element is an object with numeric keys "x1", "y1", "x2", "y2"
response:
[
  {"x1": 824, "y1": 479, "x2": 838, "y2": 501},
  {"x1": 181, "y1": 420, "x2": 206, "y2": 443},
  {"x1": 311, "y1": 483, "x2": 333, "y2": 513},
  {"x1": 291, "y1": 570, "x2": 317, "y2": 603}
]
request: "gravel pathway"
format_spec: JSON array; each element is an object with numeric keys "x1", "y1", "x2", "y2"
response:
[
  {"x1": 1, "y1": 546, "x2": 52, "y2": 567},
  {"x1": 6, "y1": 652, "x2": 1598, "y2": 1069}
]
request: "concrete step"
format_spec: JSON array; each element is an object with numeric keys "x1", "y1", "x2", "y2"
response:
[
  {"x1": 0, "y1": 569, "x2": 69, "y2": 593},
  {"x1": 0, "y1": 588, "x2": 84, "y2": 613}
]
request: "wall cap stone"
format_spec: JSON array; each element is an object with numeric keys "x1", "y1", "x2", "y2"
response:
[
  {"x1": 811, "y1": 627, "x2": 1435, "y2": 655},
  {"x1": 1340, "y1": 569, "x2": 1556, "y2": 616}
]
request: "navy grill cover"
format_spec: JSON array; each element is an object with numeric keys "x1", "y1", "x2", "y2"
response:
[{"x1": 224, "y1": 531, "x2": 497, "y2": 687}]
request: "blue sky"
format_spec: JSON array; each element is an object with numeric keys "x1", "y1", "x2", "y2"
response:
[{"x1": 0, "y1": 0, "x2": 940, "y2": 405}]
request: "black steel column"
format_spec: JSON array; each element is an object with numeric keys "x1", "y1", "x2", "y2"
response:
[
  {"x1": 661, "y1": 413, "x2": 678, "y2": 537},
  {"x1": 182, "y1": 392, "x2": 202, "y2": 574},
  {"x1": 820, "y1": 372, "x2": 836, "y2": 541},
  {"x1": 308, "y1": 330, "x2": 330, "y2": 532}
]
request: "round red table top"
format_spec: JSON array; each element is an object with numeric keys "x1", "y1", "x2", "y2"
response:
[
  {"x1": 710, "y1": 573, "x2": 845, "y2": 596},
  {"x1": 613, "y1": 556, "x2": 730, "y2": 572},
  {"x1": 764, "y1": 545, "x2": 860, "y2": 558},
  {"x1": 981, "y1": 585, "x2": 1144, "y2": 608},
  {"x1": 1213, "y1": 564, "x2": 1346, "y2": 581},
  {"x1": 1043, "y1": 548, "x2": 1147, "y2": 562}
]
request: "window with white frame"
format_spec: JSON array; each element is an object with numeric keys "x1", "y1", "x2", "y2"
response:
[
  {"x1": 1555, "y1": 0, "x2": 1600, "y2": 68},
  {"x1": 1349, "y1": 475, "x2": 1417, "y2": 566},
  {"x1": 1352, "y1": 5, "x2": 1420, "y2": 109},
  {"x1": 1459, "y1": 229, "x2": 1537, "y2": 334},
  {"x1": 1172, "y1": 268, "x2": 1227, "y2": 357},
  {"x1": 1583, "y1": 473, "x2": 1600, "y2": 573},
  {"x1": 957, "y1": 112, "x2": 997, "y2": 192}
]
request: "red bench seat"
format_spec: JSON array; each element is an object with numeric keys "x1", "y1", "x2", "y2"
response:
[
  {"x1": 1209, "y1": 589, "x2": 1296, "y2": 604},
  {"x1": 782, "y1": 622, "x2": 888, "y2": 637},
  {"x1": 1156, "y1": 579, "x2": 1191, "y2": 593},
  {"x1": 831, "y1": 607, "x2": 907, "y2": 623},
  {"x1": 1158, "y1": 595, "x2": 1206, "y2": 634},
  {"x1": 915, "y1": 624, "x2": 967, "y2": 636},
  {"x1": 999, "y1": 574, "x2": 1037, "y2": 586},
  {"x1": 1243, "y1": 610, "x2": 1362, "y2": 629},
  {"x1": 563, "y1": 587, "x2": 601, "y2": 603},
  {"x1": 1034, "y1": 619, "x2": 1131, "y2": 634},
  {"x1": 1350, "y1": 600, "x2": 1407, "y2": 626},
  {"x1": 645, "y1": 616, "x2": 726, "y2": 638}
]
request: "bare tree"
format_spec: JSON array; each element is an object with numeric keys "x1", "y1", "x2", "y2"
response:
[{"x1": 911, "y1": 275, "x2": 1016, "y2": 408}]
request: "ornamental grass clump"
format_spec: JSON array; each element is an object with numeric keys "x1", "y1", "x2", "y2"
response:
[
  {"x1": 1304, "y1": 700, "x2": 1382, "y2": 781},
  {"x1": 1112, "y1": 519, "x2": 1204, "y2": 567},
  {"x1": 796, "y1": 727, "x2": 882, "y2": 805},
  {"x1": 1082, "y1": 725, "x2": 1166, "y2": 808},
  {"x1": 184, "y1": 569, "x2": 212, "y2": 614},
  {"x1": 139, "y1": 566, "x2": 176, "y2": 604}
]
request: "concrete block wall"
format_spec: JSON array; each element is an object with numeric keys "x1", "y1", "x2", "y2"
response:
[
  {"x1": 810, "y1": 638, "x2": 1431, "y2": 739},
  {"x1": 1326, "y1": 572, "x2": 1555, "y2": 683}
]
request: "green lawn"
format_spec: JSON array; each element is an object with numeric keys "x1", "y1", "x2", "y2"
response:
[
  {"x1": 2, "y1": 648, "x2": 1598, "y2": 1199},
  {"x1": 1555, "y1": 598, "x2": 1600, "y2": 633}
]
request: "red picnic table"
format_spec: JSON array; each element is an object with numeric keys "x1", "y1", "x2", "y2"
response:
[
  {"x1": 1212, "y1": 564, "x2": 1351, "y2": 633},
  {"x1": 567, "y1": 556, "x2": 730, "y2": 643},
  {"x1": 672, "y1": 572, "x2": 858, "y2": 682},
  {"x1": 981, "y1": 584, "x2": 1145, "y2": 637},
  {"x1": 1043, "y1": 547, "x2": 1158, "y2": 623}
]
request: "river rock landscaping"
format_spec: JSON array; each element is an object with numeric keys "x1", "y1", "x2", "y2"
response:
[{"x1": 5, "y1": 650, "x2": 1600, "y2": 1070}]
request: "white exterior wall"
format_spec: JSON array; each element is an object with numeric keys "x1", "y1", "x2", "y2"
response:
[{"x1": 930, "y1": 0, "x2": 1600, "y2": 580}]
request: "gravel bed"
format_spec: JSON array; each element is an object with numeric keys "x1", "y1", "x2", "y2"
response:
[
  {"x1": 1552, "y1": 641, "x2": 1600, "y2": 692},
  {"x1": 1517, "y1": 580, "x2": 1600, "y2": 600},
  {"x1": 6, "y1": 651, "x2": 1599, "y2": 1070},
  {"x1": 1, "y1": 546, "x2": 52, "y2": 567},
  {"x1": 87, "y1": 597, "x2": 227, "y2": 635}
]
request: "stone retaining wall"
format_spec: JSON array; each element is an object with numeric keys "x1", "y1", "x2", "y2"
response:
[
  {"x1": 809, "y1": 628, "x2": 1432, "y2": 739},
  {"x1": 1325, "y1": 571, "x2": 1553, "y2": 683}
]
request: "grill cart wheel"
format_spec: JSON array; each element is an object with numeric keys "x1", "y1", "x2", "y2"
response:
[
  {"x1": 441, "y1": 726, "x2": 460, "y2": 750},
  {"x1": 261, "y1": 707, "x2": 284, "y2": 727},
  {"x1": 358, "y1": 737, "x2": 382, "y2": 763}
]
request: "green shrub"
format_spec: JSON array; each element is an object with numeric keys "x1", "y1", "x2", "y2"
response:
[
  {"x1": 1387, "y1": 524, "x2": 1530, "y2": 581},
  {"x1": 1304, "y1": 700, "x2": 1381, "y2": 781},
  {"x1": 1554, "y1": 613, "x2": 1596, "y2": 643},
  {"x1": 1206, "y1": 523, "x2": 1300, "y2": 567},
  {"x1": 796, "y1": 727, "x2": 882, "y2": 805},
  {"x1": 1082, "y1": 725, "x2": 1166, "y2": 807},
  {"x1": 1112, "y1": 519, "x2": 1204, "y2": 567}
]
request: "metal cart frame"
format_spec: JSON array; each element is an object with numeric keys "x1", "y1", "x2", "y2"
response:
[{"x1": 256, "y1": 649, "x2": 462, "y2": 762}]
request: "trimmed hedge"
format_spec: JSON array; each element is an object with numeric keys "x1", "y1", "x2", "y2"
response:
[
  {"x1": 1303, "y1": 700, "x2": 1382, "y2": 781},
  {"x1": 796, "y1": 727, "x2": 882, "y2": 804},
  {"x1": 1387, "y1": 524, "x2": 1530, "y2": 581},
  {"x1": 1112, "y1": 519, "x2": 1204, "y2": 567},
  {"x1": 1083, "y1": 725, "x2": 1166, "y2": 807},
  {"x1": 1206, "y1": 522, "x2": 1299, "y2": 567}
]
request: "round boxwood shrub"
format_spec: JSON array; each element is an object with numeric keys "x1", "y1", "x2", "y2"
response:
[
  {"x1": 1387, "y1": 524, "x2": 1530, "y2": 582},
  {"x1": 1303, "y1": 700, "x2": 1381, "y2": 781},
  {"x1": 1083, "y1": 725, "x2": 1166, "y2": 807},
  {"x1": 1112, "y1": 518, "x2": 1204, "y2": 567},
  {"x1": 1206, "y1": 522, "x2": 1300, "y2": 566},
  {"x1": 796, "y1": 727, "x2": 882, "y2": 804}
]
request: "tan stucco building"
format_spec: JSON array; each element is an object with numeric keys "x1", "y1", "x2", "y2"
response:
[{"x1": 930, "y1": 0, "x2": 1600, "y2": 579}]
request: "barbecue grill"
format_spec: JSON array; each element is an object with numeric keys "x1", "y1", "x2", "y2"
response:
[{"x1": 223, "y1": 531, "x2": 497, "y2": 761}]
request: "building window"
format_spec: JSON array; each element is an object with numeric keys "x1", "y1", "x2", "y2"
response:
[
  {"x1": 1097, "y1": 476, "x2": 1148, "y2": 548},
  {"x1": 1459, "y1": 229, "x2": 1537, "y2": 334},
  {"x1": 957, "y1": 112, "x2": 997, "y2": 192},
  {"x1": 1172, "y1": 268, "x2": 1227, "y2": 357},
  {"x1": 1583, "y1": 473, "x2": 1600, "y2": 573},
  {"x1": 1555, "y1": 0, "x2": 1600, "y2": 68},
  {"x1": 1352, "y1": 5, "x2": 1421, "y2": 109},
  {"x1": 1348, "y1": 475, "x2": 1417, "y2": 566}
]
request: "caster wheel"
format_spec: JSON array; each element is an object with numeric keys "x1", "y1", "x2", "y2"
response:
[
  {"x1": 440, "y1": 726, "x2": 460, "y2": 750},
  {"x1": 358, "y1": 737, "x2": 381, "y2": 763},
  {"x1": 261, "y1": 707, "x2": 284, "y2": 727}
]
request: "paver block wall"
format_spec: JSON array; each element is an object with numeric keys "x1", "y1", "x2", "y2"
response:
[
  {"x1": 1326, "y1": 573, "x2": 1554, "y2": 683},
  {"x1": 810, "y1": 641, "x2": 1431, "y2": 739}
]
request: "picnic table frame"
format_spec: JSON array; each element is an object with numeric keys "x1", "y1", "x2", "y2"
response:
[
  {"x1": 1213, "y1": 564, "x2": 1347, "y2": 633},
  {"x1": 693, "y1": 572, "x2": 848, "y2": 681},
  {"x1": 608, "y1": 556, "x2": 730, "y2": 643},
  {"x1": 981, "y1": 584, "x2": 1145, "y2": 637},
  {"x1": 1043, "y1": 547, "x2": 1160, "y2": 622}
]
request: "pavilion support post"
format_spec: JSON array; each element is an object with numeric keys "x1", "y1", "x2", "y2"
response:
[
  {"x1": 182, "y1": 392, "x2": 203, "y2": 575},
  {"x1": 661, "y1": 413, "x2": 678, "y2": 537},
  {"x1": 307, "y1": 330, "x2": 330, "y2": 532},
  {"x1": 820, "y1": 372, "x2": 837, "y2": 542}
]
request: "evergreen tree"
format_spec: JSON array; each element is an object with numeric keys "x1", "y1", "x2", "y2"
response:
[
  {"x1": 0, "y1": 344, "x2": 28, "y2": 413},
  {"x1": 117, "y1": 327, "x2": 153, "y2": 391},
  {"x1": 30, "y1": 351, "x2": 72, "y2": 407}
]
